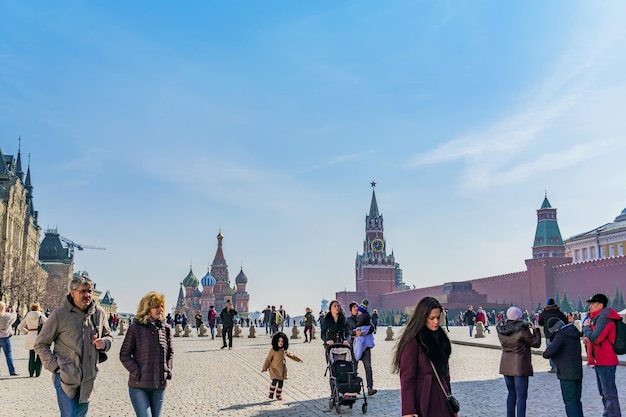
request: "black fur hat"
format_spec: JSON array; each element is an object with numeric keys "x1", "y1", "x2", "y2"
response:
[{"x1": 271, "y1": 332, "x2": 289, "y2": 351}]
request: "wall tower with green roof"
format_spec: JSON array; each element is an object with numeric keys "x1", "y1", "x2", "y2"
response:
[{"x1": 532, "y1": 195, "x2": 566, "y2": 258}]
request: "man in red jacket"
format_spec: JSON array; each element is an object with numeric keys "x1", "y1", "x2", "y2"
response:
[{"x1": 582, "y1": 293, "x2": 622, "y2": 417}]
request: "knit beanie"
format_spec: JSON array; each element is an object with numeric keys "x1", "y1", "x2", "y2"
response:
[
  {"x1": 506, "y1": 306, "x2": 523, "y2": 321},
  {"x1": 547, "y1": 317, "x2": 565, "y2": 334},
  {"x1": 357, "y1": 304, "x2": 368, "y2": 314}
]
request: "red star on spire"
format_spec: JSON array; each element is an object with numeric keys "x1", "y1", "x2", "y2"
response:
[{"x1": 370, "y1": 181, "x2": 376, "y2": 187}]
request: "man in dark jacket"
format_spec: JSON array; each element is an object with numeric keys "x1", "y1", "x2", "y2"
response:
[
  {"x1": 219, "y1": 300, "x2": 237, "y2": 350},
  {"x1": 542, "y1": 318, "x2": 583, "y2": 417},
  {"x1": 538, "y1": 298, "x2": 568, "y2": 373},
  {"x1": 464, "y1": 305, "x2": 477, "y2": 337},
  {"x1": 582, "y1": 293, "x2": 622, "y2": 417}
]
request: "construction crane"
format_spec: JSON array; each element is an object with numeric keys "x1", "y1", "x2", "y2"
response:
[{"x1": 59, "y1": 236, "x2": 106, "y2": 258}]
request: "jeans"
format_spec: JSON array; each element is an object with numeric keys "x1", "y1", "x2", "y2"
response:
[
  {"x1": 504, "y1": 375, "x2": 529, "y2": 417},
  {"x1": 209, "y1": 325, "x2": 215, "y2": 339},
  {"x1": 304, "y1": 326, "x2": 312, "y2": 342},
  {"x1": 595, "y1": 365, "x2": 622, "y2": 417},
  {"x1": 222, "y1": 325, "x2": 233, "y2": 347},
  {"x1": 546, "y1": 337, "x2": 556, "y2": 370},
  {"x1": 129, "y1": 386, "x2": 166, "y2": 417},
  {"x1": 559, "y1": 379, "x2": 583, "y2": 417},
  {"x1": 468, "y1": 324, "x2": 474, "y2": 337},
  {"x1": 54, "y1": 372, "x2": 89, "y2": 417},
  {"x1": 0, "y1": 337, "x2": 16, "y2": 375}
]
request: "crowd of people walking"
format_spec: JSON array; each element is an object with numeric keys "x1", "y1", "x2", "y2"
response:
[{"x1": 1, "y1": 286, "x2": 624, "y2": 417}]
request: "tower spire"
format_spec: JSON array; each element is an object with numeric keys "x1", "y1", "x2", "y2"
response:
[
  {"x1": 15, "y1": 137, "x2": 24, "y2": 181},
  {"x1": 369, "y1": 181, "x2": 380, "y2": 218}
]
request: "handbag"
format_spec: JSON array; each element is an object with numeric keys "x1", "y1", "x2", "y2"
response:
[
  {"x1": 37, "y1": 316, "x2": 44, "y2": 332},
  {"x1": 429, "y1": 360, "x2": 460, "y2": 414}
]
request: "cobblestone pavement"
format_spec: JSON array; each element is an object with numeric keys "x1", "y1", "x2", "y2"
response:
[{"x1": 1, "y1": 326, "x2": 625, "y2": 416}]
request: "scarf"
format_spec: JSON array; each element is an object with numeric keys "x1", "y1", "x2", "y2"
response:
[{"x1": 418, "y1": 327, "x2": 451, "y2": 375}]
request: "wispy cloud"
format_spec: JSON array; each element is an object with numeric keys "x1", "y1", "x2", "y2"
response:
[{"x1": 406, "y1": 10, "x2": 626, "y2": 192}]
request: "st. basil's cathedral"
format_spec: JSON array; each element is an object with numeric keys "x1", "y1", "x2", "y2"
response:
[{"x1": 176, "y1": 231, "x2": 250, "y2": 319}]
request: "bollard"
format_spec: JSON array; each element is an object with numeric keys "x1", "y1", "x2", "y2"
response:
[
  {"x1": 385, "y1": 326, "x2": 395, "y2": 341},
  {"x1": 174, "y1": 324, "x2": 183, "y2": 337},
  {"x1": 234, "y1": 323, "x2": 242, "y2": 338},
  {"x1": 290, "y1": 325, "x2": 301, "y2": 339},
  {"x1": 248, "y1": 325, "x2": 257, "y2": 338},
  {"x1": 310, "y1": 325, "x2": 317, "y2": 340},
  {"x1": 183, "y1": 324, "x2": 192, "y2": 337},
  {"x1": 475, "y1": 322, "x2": 485, "y2": 338},
  {"x1": 118, "y1": 320, "x2": 126, "y2": 336},
  {"x1": 198, "y1": 324, "x2": 209, "y2": 337},
  {"x1": 216, "y1": 324, "x2": 223, "y2": 338}
]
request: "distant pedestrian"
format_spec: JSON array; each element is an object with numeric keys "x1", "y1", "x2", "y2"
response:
[
  {"x1": 269, "y1": 306, "x2": 279, "y2": 335},
  {"x1": 496, "y1": 306, "x2": 541, "y2": 417},
  {"x1": 194, "y1": 310, "x2": 203, "y2": 334},
  {"x1": 371, "y1": 309, "x2": 379, "y2": 333},
  {"x1": 220, "y1": 300, "x2": 237, "y2": 349},
  {"x1": 120, "y1": 292, "x2": 174, "y2": 417},
  {"x1": 464, "y1": 305, "x2": 477, "y2": 337},
  {"x1": 476, "y1": 306, "x2": 489, "y2": 334},
  {"x1": 0, "y1": 302, "x2": 18, "y2": 376},
  {"x1": 582, "y1": 293, "x2": 622, "y2": 417},
  {"x1": 278, "y1": 305, "x2": 286, "y2": 332},
  {"x1": 440, "y1": 307, "x2": 448, "y2": 332},
  {"x1": 542, "y1": 318, "x2": 583, "y2": 417},
  {"x1": 538, "y1": 298, "x2": 567, "y2": 373},
  {"x1": 262, "y1": 332, "x2": 302, "y2": 400},
  {"x1": 303, "y1": 308, "x2": 315, "y2": 343},
  {"x1": 207, "y1": 306, "x2": 217, "y2": 339},
  {"x1": 262, "y1": 306, "x2": 271, "y2": 334},
  {"x1": 17, "y1": 302, "x2": 47, "y2": 377}
]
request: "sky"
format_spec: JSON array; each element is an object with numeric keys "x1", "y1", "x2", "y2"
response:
[{"x1": 1, "y1": 1, "x2": 626, "y2": 315}]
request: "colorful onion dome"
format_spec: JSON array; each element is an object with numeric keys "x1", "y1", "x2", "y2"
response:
[
  {"x1": 235, "y1": 268, "x2": 248, "y2": 284},
  {"x1": 201, "y1": 270, "x2": 216, "y2": 287},
  {"x1": 182, "y1": 266, "x2": 199, "y2": 288}
]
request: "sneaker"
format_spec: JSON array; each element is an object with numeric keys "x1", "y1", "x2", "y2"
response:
[
  {"x1": 228, "y1": 347, "x2": 232, "y2": 350},
  {"x1": 10, "y1": 373, "x2": 19, "y2": 376},
  {"x1": 368, "y1": 389, "x2": 377, "y2": 396},
  {"x1": 220, "y1": 345, "x2": 227, "y2": 349},
  {"x1": 548, "y1": 368, "x2": 557, "y2": 373}
]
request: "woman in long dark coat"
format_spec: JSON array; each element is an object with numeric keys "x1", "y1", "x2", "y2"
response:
[{"x1": 392, "y1": 297, "x2": 457, "y2": 417}]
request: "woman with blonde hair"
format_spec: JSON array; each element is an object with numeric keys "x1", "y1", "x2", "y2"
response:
[
  {"x1": 120, "y1": 292, "x2": 174, "y2": 417},
  {"x1": 17, "y1": 302, "x2": 47, "y2": 377}
]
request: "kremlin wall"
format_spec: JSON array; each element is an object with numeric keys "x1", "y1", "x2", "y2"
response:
[{"x1": 337, "y1": 186, "x2": 626, "y2": 315}]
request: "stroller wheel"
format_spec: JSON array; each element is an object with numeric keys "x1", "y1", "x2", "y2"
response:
[
  {"x1": 362, "y1": 403, "x2": 368, "y2": 414},
  {"x1": 335, "y1": 403, "x2": 341, "y2": 414},
  {"x1": 348, "y1": 403, "x2": 353, "y2": 409},
  {"x1": 328, "y1": 398, "x2": 334, "y2": 410}
]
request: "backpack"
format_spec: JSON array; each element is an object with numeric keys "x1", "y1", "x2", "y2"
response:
[
  {"x1": 275, "y1": 312, "x2": 283, "y2": 325},
  {"x1": 611, "y1": 318, "x2": 626, "y2": 355}
]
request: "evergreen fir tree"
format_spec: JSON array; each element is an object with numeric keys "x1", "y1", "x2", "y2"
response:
[
  {"x1": 561, "y1": 292, "x2": 574, "y2": 313},
  {"x1": 536, "y1": 302, "x2": 542, "y2": 312},
  {"x1": 554, "y1": 290, "x2": 561, "y2": 307},
  {"x1": 577, "y1": 297, "x2": 584, "y2": 312}
]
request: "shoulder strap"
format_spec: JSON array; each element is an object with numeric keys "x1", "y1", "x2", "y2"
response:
[
  {"x1": 91, "y1": 309, "x2": 101, "y2": 338},
  {"x1": 429, "y1": 360, "x2": 451, "y2": 397}
]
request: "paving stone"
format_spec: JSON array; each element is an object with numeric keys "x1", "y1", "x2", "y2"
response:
[{"x1": 0, "y1": 326, "x2": 624, "y2": 416}]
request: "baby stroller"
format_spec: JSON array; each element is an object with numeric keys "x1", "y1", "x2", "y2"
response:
[{"x1": 325, "y1": 344, "x2": 368, "y2": 414}]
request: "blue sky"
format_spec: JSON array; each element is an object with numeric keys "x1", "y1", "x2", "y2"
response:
[{"x1": 2, "y1": 1, "x2": 626, "y2": 314}]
